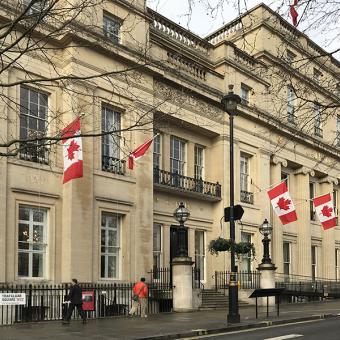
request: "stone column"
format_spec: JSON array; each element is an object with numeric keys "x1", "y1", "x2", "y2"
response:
[
  {"x1": 320, "y1": 177, "x2": 338, "y2": 279},
  {"x1": 172, "y1": 256, "x2": 194, "y2": 312},
  {"x1": 270, "y1": 156, "x2": 287, "y2": 273},
  {"x1": 294, "y1": 167, "x2": 314, "y2": 277}
]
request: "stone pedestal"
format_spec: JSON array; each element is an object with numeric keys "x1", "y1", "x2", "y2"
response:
[
  {"x1": 172, "y1": 256, "x2": 194, "y2": 312},
  {"x1": 257, "y1": 262, "x2": 277, "y2": 306}
]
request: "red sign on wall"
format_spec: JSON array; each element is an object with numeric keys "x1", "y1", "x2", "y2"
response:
[{"x1": 82, "y1": 291, "x2": 95, "y2": 311}]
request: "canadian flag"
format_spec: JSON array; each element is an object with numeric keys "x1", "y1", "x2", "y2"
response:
[
  {"x1": 313, "y1": 193, "x2": 337, "y2": 230},
  {"x1": 128, "y1": 137, "x2": 154, "y2": 170},
  {"x1": 61, "y1": 117, "x2": 83, "y2": 184},
  {"x1": 267, "y1": 181, "x2": 297, "y2": 225}
]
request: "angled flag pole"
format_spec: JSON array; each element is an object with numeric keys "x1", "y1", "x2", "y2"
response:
[{"x1": 128, "y1": 134, "x2": 159, "y2": 170}]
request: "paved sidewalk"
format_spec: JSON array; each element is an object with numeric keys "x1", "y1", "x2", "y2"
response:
[{"x1": 1, "y1": 300, "x2": 340, "y2": 340}]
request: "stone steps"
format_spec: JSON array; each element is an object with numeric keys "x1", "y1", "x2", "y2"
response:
[{"x1": 199, "y1": 289, "x2": 249, "y2": 310}]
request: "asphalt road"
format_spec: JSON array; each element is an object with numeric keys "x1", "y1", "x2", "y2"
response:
[{"x1": 182, "y1": 317, "x2": 340, "y2": 340}]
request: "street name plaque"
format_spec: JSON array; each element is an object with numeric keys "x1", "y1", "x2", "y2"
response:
[{"x1": 0, "y1": 293, "x2": 26, "y2": 305}]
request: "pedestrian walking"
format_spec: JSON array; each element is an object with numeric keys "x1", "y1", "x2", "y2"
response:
[
  {"x1": 129, "y1": 277, "x2": 148, "y2": 318},
  {"x1": 62, "y1": 278, "x2": 87, "y2": 324}
]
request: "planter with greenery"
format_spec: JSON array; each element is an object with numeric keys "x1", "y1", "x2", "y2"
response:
[{"x1": 208, "y1": 237, "x2": 255, "y2": 258}]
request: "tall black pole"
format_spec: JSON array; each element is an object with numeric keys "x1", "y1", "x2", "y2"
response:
[{"x1": 227, "y1": 114, "x2": 240, "y2": 324}]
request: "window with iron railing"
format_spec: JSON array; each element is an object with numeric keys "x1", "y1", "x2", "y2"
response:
[
  {"x1": 153, "y1": 223, "x2": 163, "y2": 278},
  {"x1": 240, "y1": 232, "x2": 252, "y2": 273},
  {"x1": 281, "y1": 172, "x2": 289, "y2": 189},
  {"x1": 310, "y1": 182, "x2": 316, "y2": 221},
  {"x1": 337, "y1": 115, "x2": 340, "y2": 147},
  {"x1": 153, "y1": 133, "x2": 161, "y2": 168},
  {"x1": 336, "y1": 249, "x2": 340, "y2": 281},
  {"x1": 170, "y1": 136, "x2": 186, "y2": 176},
  {"x1": 333, "y1": 189, "x2": 338, "y2": 226},
  {"x1": 194, "y1": 145, "x2": 204, "y2": 180},
  {"x1": 101, "y1": 212, "x2": 121, "y2": 279},
  {"x1": 24, "y1": 0, "x2": 45, "y2": 15},
  {"x1": 241, "y1": 84, "x2": 250, "y2": 105},
  {"x1": 287, "y1": 86, "x2": 296, "y2": 123},
  {"x1": 240, "y1": 153, "x2": 253, "y2": 204},
  {"x1": 311, "y1": 245, "x2": 317, "y2": 280},
  {"x1": 313, "y1": 103, "x2": 323, "y2": 138},
  {"x1": 283, "y1": 242, "x2": 291, "y2": 277},
  {"x1": 195, "y1": 230, "x2": 205, "y2": 281},
  {"x1": 313, "y1": 68, "x2": 322, "y2": 83},
  {"x1": 103, "y1": 14, "x2": 121, "y2": 44},
  {"x1": 18, "y1": 205, "x2": 47, "y2": 278},
  {"x1": 102, "y1": 106, "x2": 124, "y2": 174},
  {"x1": 20, "y1": 86, "x2": 49, "y2": 164},
  {"x1": 285, "y1": 50, "x2": 295, "y2": 65}
]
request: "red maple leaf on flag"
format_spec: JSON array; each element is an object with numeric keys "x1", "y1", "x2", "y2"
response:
[
  {"x1": 277, "y1": 197, "x2": 291, "y2": 210},
  {"x1": 321, "y1": 205, "x2": 333, "y2": 218},
  {"x1": 67, "y1": 140, "x2": 80, "y2": 160}
]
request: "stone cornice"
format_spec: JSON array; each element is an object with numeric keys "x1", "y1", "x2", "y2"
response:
[
  {"x1": 95, "y1": 197, "x2": 134, "y2": 206},
  {"x1": 11, "y1": 188, "x2": 60, "y2": 199}
]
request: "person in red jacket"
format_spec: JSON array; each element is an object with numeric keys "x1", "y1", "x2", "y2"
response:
[{"x1": 129, "y1": 277, "x2": 148, "y2": 317}]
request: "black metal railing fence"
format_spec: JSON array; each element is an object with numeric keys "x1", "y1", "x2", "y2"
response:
[
  {"x1": 214, "y1": 270, "x2": 261, "y2": 294},
  {"x1": 275, "y1": 272, "x2": 340, "y2": 299},
  {"x1": 0, "y1": 279, "x2": 173, "y2": 326}
]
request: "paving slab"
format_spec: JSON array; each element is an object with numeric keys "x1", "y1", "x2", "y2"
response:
[{"x1": 1, "y1": 300, "x2": 340, "y2": 340}]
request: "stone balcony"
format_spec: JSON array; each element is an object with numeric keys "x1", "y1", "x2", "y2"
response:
[{"x1": 153, "y1": 167, "x2": 221, "y2": 202}]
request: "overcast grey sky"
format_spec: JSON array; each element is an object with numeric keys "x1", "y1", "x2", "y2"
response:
[{"x1": 147, "y1": 0, "x2": 339, "y2": 59}]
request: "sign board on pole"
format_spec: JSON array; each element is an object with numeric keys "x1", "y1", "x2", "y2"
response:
[
  {"x1": 0, "y1": 293, "x2": 26, "y2": 305},
  {"x1": 224, "y1": 205, "x2": 244, "y2": 222}
]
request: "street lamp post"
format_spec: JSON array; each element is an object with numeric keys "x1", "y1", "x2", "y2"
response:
[
  {"x1": 173, "y1": 202, "x2": 190, "y2": 257},
  {"x1": 259, "y1": 218, "x2": 273, "y2": 265},
  {"x1": 172, "y1": 202, "x2": 193, "y2": 312},
  {"x1": 221, "y1": 85, "x2": 241, "y2": 324}
]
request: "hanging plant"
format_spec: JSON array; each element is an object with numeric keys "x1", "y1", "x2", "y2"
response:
[
  {"x1": 208, "y1": 237, "x2": 255, "y2": 258},
  {"x1": 233, "y1": 242, "x2": 256, "y2": 258},
  {"x1": 208, "y1": 237, "x2": 231, "y2": 255}
]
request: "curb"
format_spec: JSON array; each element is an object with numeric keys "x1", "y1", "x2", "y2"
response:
[{"x1": 136, "y1": 314, "x2": 340, "y2": 340}]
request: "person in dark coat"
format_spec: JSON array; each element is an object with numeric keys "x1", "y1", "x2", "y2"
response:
[{"x1": 63, "y1": 278, "x2": 86, "y2": 324}]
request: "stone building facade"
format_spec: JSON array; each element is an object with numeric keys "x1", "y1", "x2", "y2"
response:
[{"x1": 0, "y1": 0, "x2": 339, "y2": 287}]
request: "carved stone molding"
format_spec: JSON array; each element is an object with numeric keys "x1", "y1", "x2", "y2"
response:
[
  {"x1": 294, "y1": 166, "x2": 315, "y2": 177},
  {"x1": 320, "y1": 176, "x2": 338, "y2": 186},
  {"x1": 271, "y1": 155, "x2": 287, "y2": 167}
]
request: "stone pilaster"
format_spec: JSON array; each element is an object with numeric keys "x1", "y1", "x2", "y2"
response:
[
  {"x1": 61, "y1": 108, "x2": 94, "y2": 283},
  {"x1": 270, "y1": 156, "x2": 287, "y2": 273},
  {"x1": 320, "y1": 177, "x2": 338, "y2": 279},
  {"x1": 294, "y1": 167, "x2": 314, "y2": 277}
]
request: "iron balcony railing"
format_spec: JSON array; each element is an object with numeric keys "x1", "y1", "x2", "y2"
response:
[
  {"x1": 102, "y1": 156, "x2": 126, "y2": 175},
  {"x1": 337, "y1": 132, "x2": 340, "y2": 147},
  {"x1": 240, "y1": 190, "x2": 254, "y2": 204},
  {"x1": 153, "y1": 167, "x2": 221, "y2": 199},
  {"x1": 287, "y1": 111, "x2": 296, "y2": 124},
  {"x1": 314, "y1": 126, "x2": 323, "y2": 138}
]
